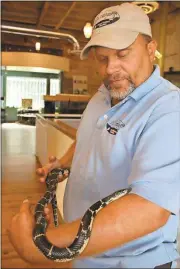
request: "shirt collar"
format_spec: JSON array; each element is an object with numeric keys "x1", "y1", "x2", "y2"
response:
[{"x1": 129, "y1": 65, "x2": 162, "y2": 102}]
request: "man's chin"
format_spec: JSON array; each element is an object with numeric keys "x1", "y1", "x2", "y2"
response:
[
  {"x1": 109, "y1": 86, "x2": 135, "y2": 100},
  {"x1": 109, "y1": 90, "x2": 126, "y2": 100}
]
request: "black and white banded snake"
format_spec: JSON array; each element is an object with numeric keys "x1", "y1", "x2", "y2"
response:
[{"x1": 33, "y1": 168, "x2": 131, "y2": 262}]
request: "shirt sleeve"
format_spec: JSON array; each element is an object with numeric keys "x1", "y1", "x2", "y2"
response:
[{"x1": 128, "y1": 108, "x2": 180, "y2": 215}]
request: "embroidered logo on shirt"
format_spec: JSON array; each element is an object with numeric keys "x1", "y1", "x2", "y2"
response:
[{"x1": 106, "y1": 119, "x2": 125, "y2": 135}]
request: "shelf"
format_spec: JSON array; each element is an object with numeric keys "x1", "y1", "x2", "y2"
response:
[
  {"x1": 43, "y1": 94, "x2": 91, "y2": 103},
  {"x1": 164, "y1": 71, "x2": 180, "y2": 75}
]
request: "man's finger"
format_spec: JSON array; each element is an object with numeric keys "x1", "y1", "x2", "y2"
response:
[
  {"x1": 36, "y1": 167, "x2": 49, "y2": 177},
  {"x1": 49, "y1": 156, "x2": 57, "y2": 163},
  {"x1": 44, "y1": 207, "x2": 50, "y2": 214},
  {"x1": 58, "y1": 174, "x2": 64, "y2": 182},
  {"x1": 36, "y1": 167, "x2": 45, "y2": 175},
  {"x1": 19, "y1": 199, "x2": 31, "y2": 213},
  {"x1": 39, "y1": 177, "x2": 46, "y2": 183},
  {"x1": 64, "y1": 169, "x2": 70, "y2": 177}
]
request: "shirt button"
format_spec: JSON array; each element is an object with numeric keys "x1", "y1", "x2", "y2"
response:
[{"x1": 104, "y1": 114, "x2": 108, "y2": 120}]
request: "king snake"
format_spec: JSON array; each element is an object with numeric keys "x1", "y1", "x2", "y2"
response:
[{"x1": 33, "y1": 168, "x2": 132, "y2": 262}]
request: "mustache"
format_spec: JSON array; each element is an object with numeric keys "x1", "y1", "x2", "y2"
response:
[{"x1": 104, "y1": 73, "x2": 133, "y2": 84}]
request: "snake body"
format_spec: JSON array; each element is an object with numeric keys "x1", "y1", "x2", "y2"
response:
[{"x1": 33, "y1": 168, "x2": 131, "y2": 262}]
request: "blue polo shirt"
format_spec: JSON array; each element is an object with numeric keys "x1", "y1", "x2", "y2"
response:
[{"x1": 63, "y1": 65, "x2": 180, "y2": 268}]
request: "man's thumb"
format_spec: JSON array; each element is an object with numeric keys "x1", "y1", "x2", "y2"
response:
[{"x1": 20, "y1": 199, "x2": 31, "y2": 213}]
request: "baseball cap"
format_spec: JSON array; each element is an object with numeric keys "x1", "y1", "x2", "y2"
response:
[{"x1": 80, "y1": 3, "x2": 152, "y2": 60}]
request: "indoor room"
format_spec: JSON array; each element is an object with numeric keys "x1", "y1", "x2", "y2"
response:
[{"x1": 1, "y1": 1, "x2": 180, "y2": 268}]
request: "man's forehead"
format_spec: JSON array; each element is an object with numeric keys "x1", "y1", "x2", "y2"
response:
[{"x1": 93, "y1": 45, "x2": 132, "y2": 55}]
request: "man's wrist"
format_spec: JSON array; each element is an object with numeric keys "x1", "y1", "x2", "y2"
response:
[
  {"x1": 24, "y1": 237, "x2": 55, "y2": 265},
  {"x1": 58, "y1": 158, "x2": 70, "y2": 170},
  {"x1": 50, "y1": 159, "x2": 62, "y2": 170}
]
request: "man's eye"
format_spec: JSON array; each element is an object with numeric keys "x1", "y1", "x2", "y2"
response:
[
  {"x1": 98, "y1": 57, "x2": 107, "y2": 63},
  {"x1": 117, "y1": 51, "x2": 129, "y2": 58}
]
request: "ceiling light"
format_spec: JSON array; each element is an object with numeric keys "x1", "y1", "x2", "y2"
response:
[
  {"x1": 35, "y1": 42, "x2": 41, "y2": 51},
  {"x1": 133, "y1": 1, "x2": 159, "y2": 14},
  {"x1": 83, "y1": 23, "x2": 92, "y2": 39}
]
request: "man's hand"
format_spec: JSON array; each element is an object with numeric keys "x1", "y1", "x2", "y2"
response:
[
  {"x1": 8, "y1": 199, "x2": 57, "y2": 265},
  {"x1": 36, "y1": 156, "x2": 68, "y2": 183},
  {"x1": 36, "y1": 142, "x2": 76, "y2": 183},
  {"x1": 8, "y1": 199, "x2": 36, "y2": 262},
  {"x1": 36, "y1": 156, "x2": 61, "y2": 183}
]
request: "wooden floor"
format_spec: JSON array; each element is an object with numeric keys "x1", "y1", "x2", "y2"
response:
[
  {"x1": 2, "y1": 123, "x2": 71, "y2": 268},
  {"x1": 2, "y1": 123, "x2": 180, "y2": 268}
]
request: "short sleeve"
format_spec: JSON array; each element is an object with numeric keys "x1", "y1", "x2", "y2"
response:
[{"x1": 128, "y1": 110, "x2": 180, "y2": 215}]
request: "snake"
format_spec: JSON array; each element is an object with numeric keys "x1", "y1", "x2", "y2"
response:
[{"x1": 33, "y1": 168, "x2": 132, "y2": 262}]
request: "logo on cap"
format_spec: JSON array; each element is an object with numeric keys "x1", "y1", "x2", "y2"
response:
[{"x1": 94, "y1": 11, "x2": 120, "y2": 30}]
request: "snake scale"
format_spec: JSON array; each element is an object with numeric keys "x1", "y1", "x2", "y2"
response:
[{"x1": 33, "y1": 168, "x2": 132, "y2": 262}]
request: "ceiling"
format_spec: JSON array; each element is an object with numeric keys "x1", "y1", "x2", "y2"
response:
[{"x1": 1, "y1": 1, "x2": 180, "y2": 53}]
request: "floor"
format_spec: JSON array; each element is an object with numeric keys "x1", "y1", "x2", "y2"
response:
[
  {"x1": 2, "y1": 123, "x2": 71, "y2": 268},
  {"x1": 1, "y1": 123, "x2": 180, "y2": 268}
]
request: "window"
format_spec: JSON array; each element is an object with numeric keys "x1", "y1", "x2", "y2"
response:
[
  {"x1": 6, "y1": 77, "x2": 47, "y2": 109},
  {"x1": 50, "y1": 78, "x2": 60, "y2": 95}
]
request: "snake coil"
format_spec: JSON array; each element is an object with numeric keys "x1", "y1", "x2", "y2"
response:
[{"x1": 33, "y1": 168, "x2": 131, "y2": 262}]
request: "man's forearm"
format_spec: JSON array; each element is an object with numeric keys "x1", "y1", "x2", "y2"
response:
[
  {"x1": 21, "y1": 193, "x2": 170, "y2": 264},
  {"x1": 46, "y1": 193, "x2": 170, "y2": 257}
]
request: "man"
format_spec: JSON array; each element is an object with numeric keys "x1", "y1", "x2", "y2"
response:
[{"x1": 8, "y1": 3, "x2": 180, "y2": 268}]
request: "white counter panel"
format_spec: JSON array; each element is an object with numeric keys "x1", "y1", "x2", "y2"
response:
[{"x1": 36, "y1": 115, "x2": 80, "y2": 219}]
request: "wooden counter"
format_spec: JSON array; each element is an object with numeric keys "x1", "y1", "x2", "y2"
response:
[{"x1": 43, "y1": 93, "x2": 91, "y2": 102}]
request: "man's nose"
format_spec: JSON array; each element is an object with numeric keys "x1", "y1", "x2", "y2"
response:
[{"x1": 106, "y1": 60, "x2": 120, "y2": 75}]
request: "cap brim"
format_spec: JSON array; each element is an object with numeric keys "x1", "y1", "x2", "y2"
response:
[{"x1": 80, "y1": 29, "x2": 139, "y2": 60}]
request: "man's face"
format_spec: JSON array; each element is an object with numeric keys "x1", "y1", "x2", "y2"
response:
[{"x1": 94, "y1": 34, "x2": 156, "y2": 100}]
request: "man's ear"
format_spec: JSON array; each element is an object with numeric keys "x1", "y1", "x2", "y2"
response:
[{"x1": 147, "y1": 40, "x2": 157, "y2": 62}]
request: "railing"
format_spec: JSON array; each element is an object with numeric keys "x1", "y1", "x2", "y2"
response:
[{"x1": 1, "y1": 25, "x2": 80, "y2": 53}]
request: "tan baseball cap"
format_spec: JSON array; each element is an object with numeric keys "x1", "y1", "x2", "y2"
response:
[{"x1": 80, "y1": 3, "x2": 152, "y2": 60}]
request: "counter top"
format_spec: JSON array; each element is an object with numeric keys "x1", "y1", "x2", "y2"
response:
[
  {"x1": 43, "y1": 93, "x2": 91, "y2": 103},
  {"x1": 36, "y1": 114, "x2": 79, "y2": 140}
]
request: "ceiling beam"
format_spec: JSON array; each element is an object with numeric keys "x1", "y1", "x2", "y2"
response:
[
  {"x1": 54, "y1": 1, "x2": 76, "y2": 30},
  {"x1": 37, "y1": 2, "x2": 50, "y2": 28}
]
